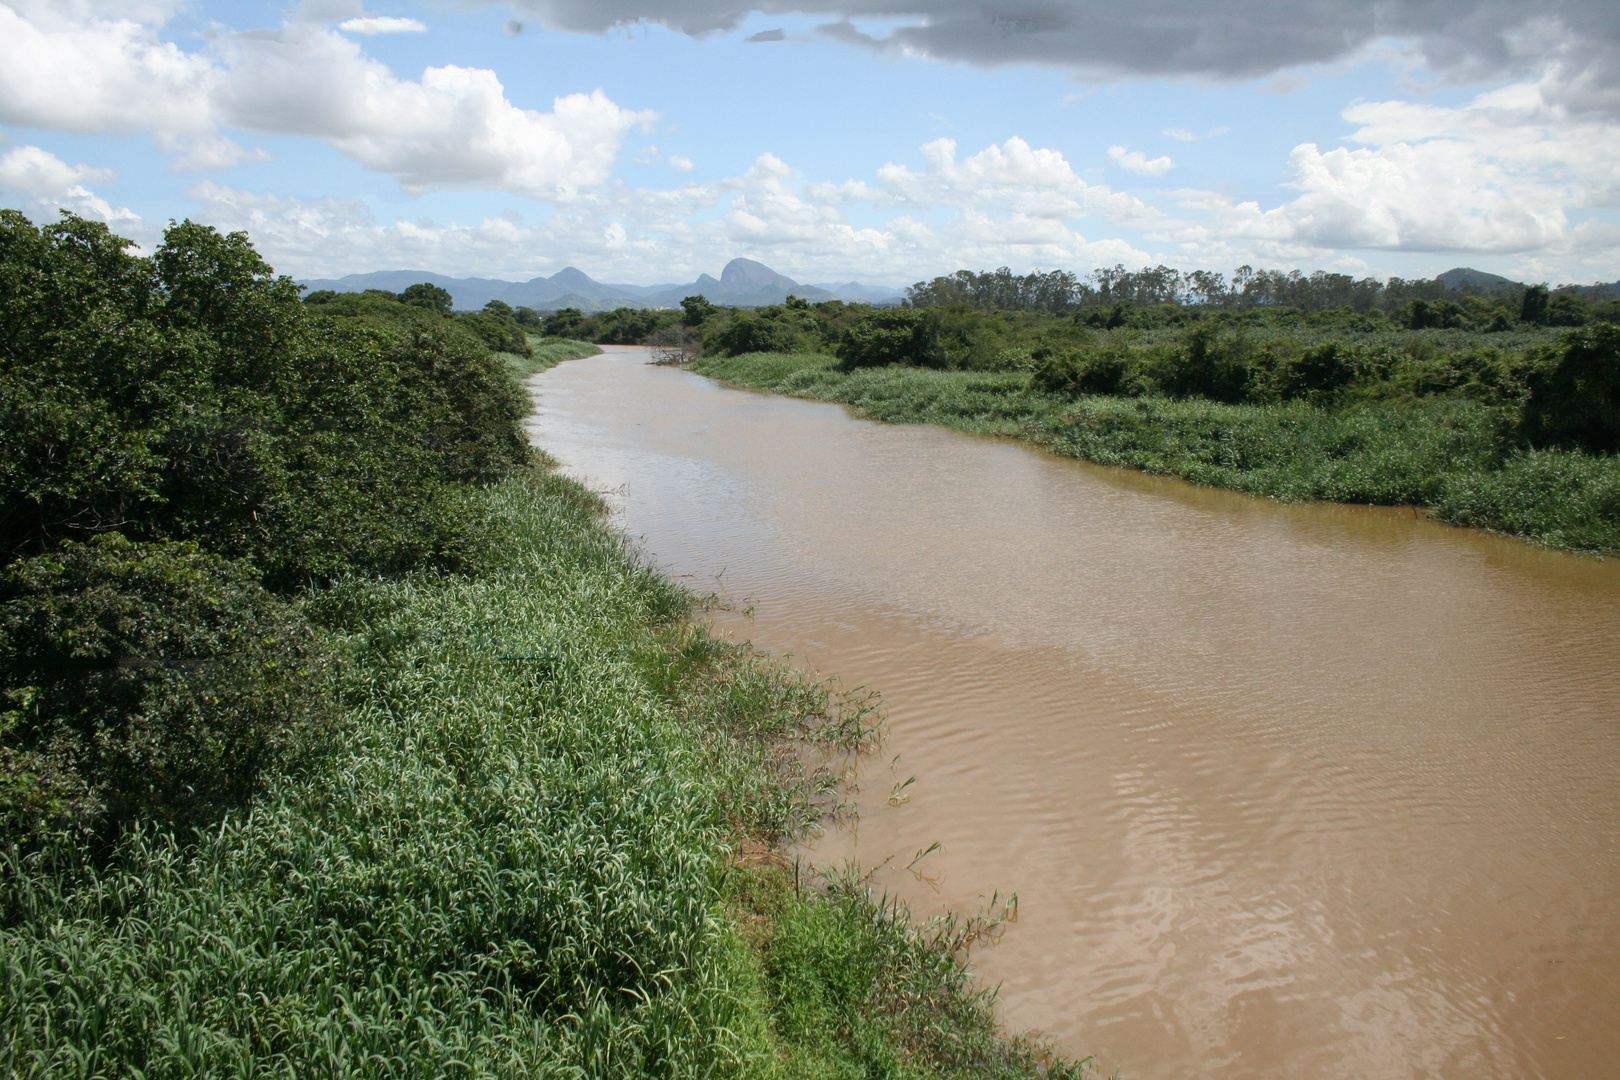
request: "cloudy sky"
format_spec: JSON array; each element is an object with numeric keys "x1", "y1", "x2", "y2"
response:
[{"x1": 3, "y1": 0, "x2": 1618, "y2": 287}]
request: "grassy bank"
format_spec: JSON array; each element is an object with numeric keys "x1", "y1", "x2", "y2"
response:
[
  {"x1": 2, "y1": 213, "x2": 1083, "y2": 1078},
  {"x1": 505, "y1": 336, "x2": 603, "y2": 378},
  {"x1": 2, "y1": 469, "x2": 1081, "y2": 1078},
  {"x1": 691, "y1": 352, "x2": 1620, "y2": 553}
]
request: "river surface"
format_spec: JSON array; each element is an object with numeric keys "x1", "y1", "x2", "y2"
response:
[{"x1": 528, "y1": 346, "x2": 1620, "y2": 1080}]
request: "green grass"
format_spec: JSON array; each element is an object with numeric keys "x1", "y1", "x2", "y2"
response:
[
  {"x1": 692, "y1": 352, "x2": 1620, "y2": 553},
  {"x1": 1, "y1": 466, "x2": 1086, "y2": 1079},
  {"x1": 501, "y1": 337, "x2": 603, "y2": 378}
]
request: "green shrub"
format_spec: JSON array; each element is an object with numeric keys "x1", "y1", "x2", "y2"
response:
[
  {"x1": 1521, "y1": 323, "x2": 1620, "y2": 451},
  {"x1": 0, "y1": 534, "x2": 327, "y2": 845},
  {"x1": 1029, "y1": 345, "x2": 1126, "y2": 396},
  {"x1": 715, "y1": 313, "x2": 801, "y2": 357},
  {"x1": 838, "y1": 308, "x2": 942, "y2": 369},
  {"x1": 457, "y1": 309, "x2": 532, "y2": 357},
  {"x1": 0, "y1": 211, "x2": 530, "y2": 583}
]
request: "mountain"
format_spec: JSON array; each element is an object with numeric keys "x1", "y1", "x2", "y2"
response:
[
  {"x1": 810, "y1": 280, "x2": 905, "y2": 304},
  {"x1": 299, "y1": 258, "x2": 886, "y2": 312},
  {"x1": 1436, "y1": 267, "x2": 1520, "y2": 292},
  {"x1": 1434, "y1": 268, "x2": 1620, "y2": 300}
]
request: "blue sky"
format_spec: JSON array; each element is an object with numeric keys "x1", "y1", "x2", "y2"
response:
[{"x1": 3, "y1": 0, "x2": 1617, "y2": 288}]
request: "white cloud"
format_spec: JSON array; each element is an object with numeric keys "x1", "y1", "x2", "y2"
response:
[
  {"x1": 337, "y1": 16, "x2": 426, "y2": 34},
  {"x1": 186, "y1": 137, "x2": 1154, "y2": 283},
  {"x1": 1163, "y1": 126, "x2": 1229, "y2": 141},
  {"x1": 0, "y1": 5, "x2": 652, "y2": 198},
  {"x1": 811, "y1": 136, "x2": 1156, "y2": 224},
  {"x1": 1148, "y1": 74, "x2": 1620, "y2": 278},
  {"x1": 0, "y1": 143, "x2": 143, "y2": 231},
  {"x1": 156, "y1": 132, "x2": 272, "y2": 170},
  {"x1": 669, "y1": 154, "x2": 694, "y2": 172},
  {"x1": 1108, "y1": 145, "x2": 1174, "y2": 176},
  {"x1": 0, "y1": 4, "x2": 218, "y2": 135},
  {"x1": 0, "y1": 144, "x2": 114, "y2": 195}
]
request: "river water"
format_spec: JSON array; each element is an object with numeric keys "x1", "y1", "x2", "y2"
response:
[{"x1": 528, "y1": 346, "x2": 1620, "y2": 1080}]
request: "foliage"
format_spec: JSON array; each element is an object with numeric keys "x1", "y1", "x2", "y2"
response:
[
  {"x1": 571, "y1": 306, "x2": 683, "y2": 344},
  {"x1": 838, "y1": 308, "x2": 943, "y2": 370},
  {"x1": 1520, "y1": 323, "x2": 1620, "y2": 452},
  {"x1": 458, "y1": 309, "x2": 533, "y2": 357},
  {"x1": 0, "y1": 534, "x2": 328, "y2": 846},
  {"x1": 715, "y1": 314, "x2": 801, "y2": 357},
  {"x1": 401, "y1": 281, "x2": 453, "y2": 313},
  {"x1": 0, "y1": 211, "x2": 530, "y2": 583}
]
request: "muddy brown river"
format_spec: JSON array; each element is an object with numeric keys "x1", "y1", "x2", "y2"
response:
[{"x1": 529, "y1": 346, "x2": 1620, "y2": 1079}]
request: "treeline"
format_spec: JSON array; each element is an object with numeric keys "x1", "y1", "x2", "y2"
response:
[
  {"x1": 303, "y1": 281, "x2": 537, "y2": 358},
  {"x1": 905, "y1": 264, "x2": 1618, "y2": 327}
]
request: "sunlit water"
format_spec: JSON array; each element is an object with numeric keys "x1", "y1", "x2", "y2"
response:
[{"x1": 528, "y1": 347, "x2": 1620, "y2": 1080}]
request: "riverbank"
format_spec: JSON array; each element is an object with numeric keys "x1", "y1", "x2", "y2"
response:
[
  {"x1": 3, "y1": 386, "x2": 1082, "y2": 1078},
  {"x1": 691, "y1": 351, "x2": 1620, "y2": 553}
]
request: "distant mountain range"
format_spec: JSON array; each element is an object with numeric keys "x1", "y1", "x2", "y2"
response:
[
  {"x1": 300, "y1": 260, "x2": 1619, "y2": 312},
  {"x1": 299, "y1": 258, "x2": 907, "y2": 312}
]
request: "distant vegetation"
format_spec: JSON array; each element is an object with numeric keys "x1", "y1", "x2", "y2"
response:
[
  {"x1": 2, "y1": 211, "x2": 1084, "y2": 1078},
  {"x1": 686, "y1": 265, "x2": 1620, "y2": 554}
]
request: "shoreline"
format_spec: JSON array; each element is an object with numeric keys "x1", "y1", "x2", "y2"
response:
[{"x1": 689, "y1": 350, "x2": 1620, "y2": 556}]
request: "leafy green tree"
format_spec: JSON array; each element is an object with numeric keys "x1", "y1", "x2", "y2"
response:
[
  {"x1": 482, "y1": 299, "x2": 514, "y2": 318},
  {"x1": 0, "y1": 211, "x2": 528, "y2": 583},
  {"x1": 401, "y1": 282, "x2": 453, "y2": 313},
  {"x1": 714, "y1": 314, "x2": 798, "y2": 356},
  {"x1": 540, "y1": 307, "x2": 586, "y2": 337},
  {"x1": 1520, "y1": 283, "x2": 1550, "y2": 325},
  {"x1": 681, "y1": 294, "x2": 718, "y2": 325}
]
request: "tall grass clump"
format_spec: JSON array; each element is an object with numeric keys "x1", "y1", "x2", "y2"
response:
[{"x1": 505, "y1": 337, "x2": 603, "y2": 378}]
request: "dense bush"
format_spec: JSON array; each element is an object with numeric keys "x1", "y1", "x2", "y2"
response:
[
  {"x1": 713, "y1": 313, "x2": 800, "y2": 356},
  {"x1": 838, "y1": 308, "x2": 942, "y2": 369},
  {"x1": 1521, "y1": 323, "x2": 1620, "y2": 452},
  {"x1": 457, "y1": 309, "x2": 532, "y2": 357},
  {"x1": 0, "y1": 534, "x2": 327, "y2": 846},
  {"x1": 0, "y1": 211, "x2": 530, "y2": 583}
]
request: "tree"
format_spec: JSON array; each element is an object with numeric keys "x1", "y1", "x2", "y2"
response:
[
  {"x1": 1520, "y1": 283, "x2": 1550, "y2": 325},
  {"x1": 402, "y1": 282, "x2": 454, "y2": 313},
  {"x1": 681, "y1": 295, "x2": 717, "y2": 325}
]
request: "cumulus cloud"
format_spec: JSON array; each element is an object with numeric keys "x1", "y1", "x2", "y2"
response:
[
  {"x1": 186, "y1": 137, "x2": 1153, "y2": 282},
  {"x1": 1148, "y1": 74, "x2": 1620, "y2": 277},
  {"x1": 502, "y1": 0, "x2": 1620, "y2": 116},
  {"x1": 1108, "y1": 145, "x2": 1174, "y2": 176},
  {"x1": 0, "y1": 143, "x2": 143, "y2": 230},
  {"x1": 0, "y1": 5, "x2": 651, "y2": 198},
  {"x1": 337, "y1": 16, "x2": 427, "y2": 34},
  {"x1": 809, "y1": 136, "x2": 1155, "y2": 224},
  {"x1": 0, "y1": 4, "x2": 218, "y2": 134},
  {"x1": 0, "y1": 144, "x2": 114, "y2": 194}
]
